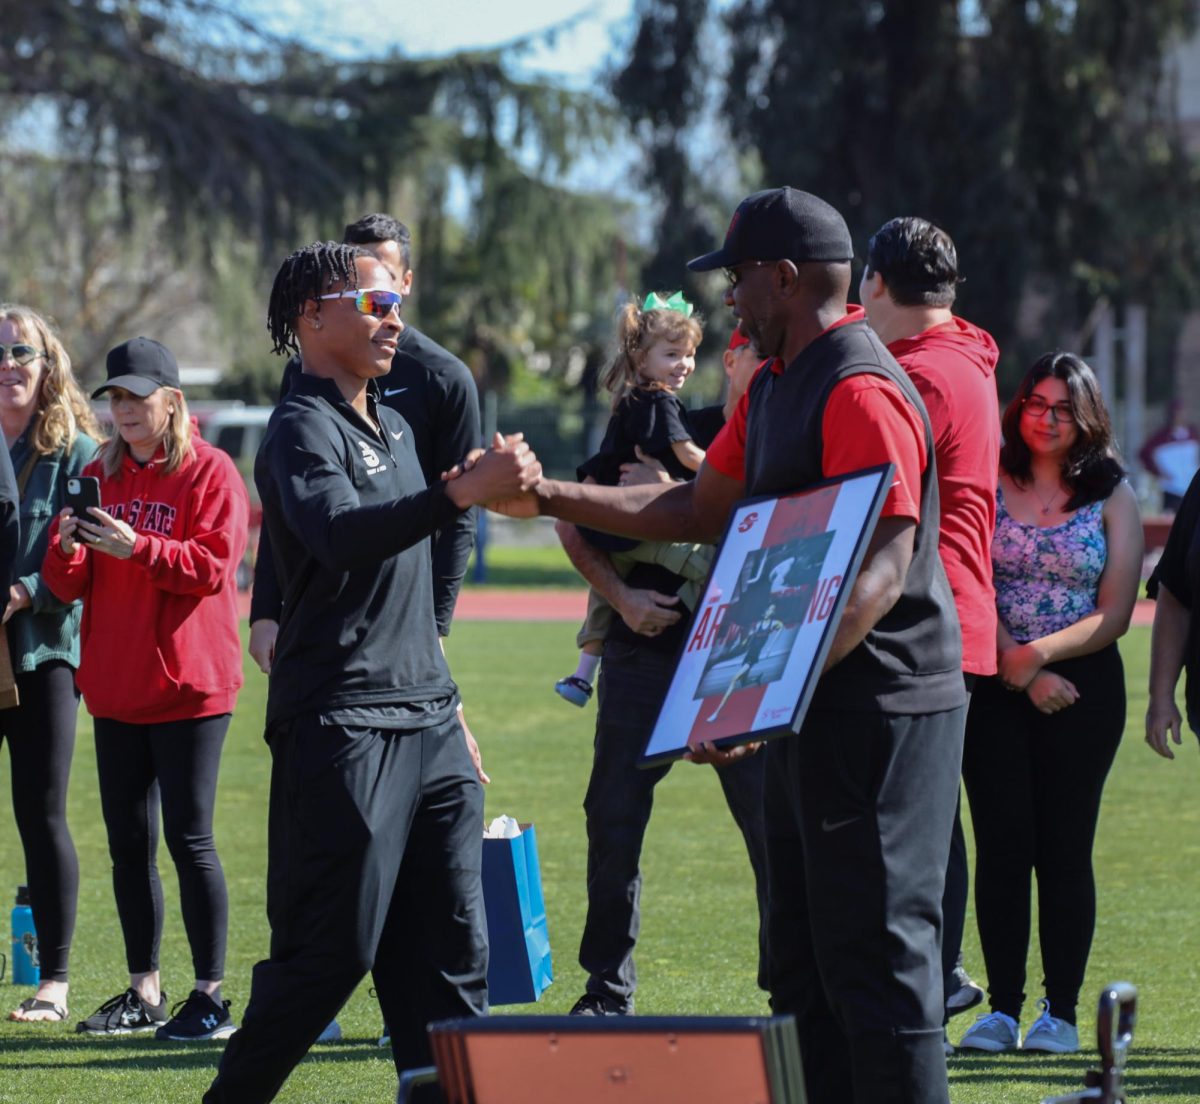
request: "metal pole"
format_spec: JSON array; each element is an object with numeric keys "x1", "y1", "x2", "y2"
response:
[
  {"x1": 1123, "y1": 305, "x2": 1147, "y2": 468},
  {"x1": 1092, "y1": 302, "x2": 1116, "y2": 406},
  {"x1": 473, "y1": 389, "x2": 499, "y2": 584}
]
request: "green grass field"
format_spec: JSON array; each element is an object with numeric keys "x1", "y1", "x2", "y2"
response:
[{"x1": 0, "y1": 622, "x2": 1196, "y2": 1103}]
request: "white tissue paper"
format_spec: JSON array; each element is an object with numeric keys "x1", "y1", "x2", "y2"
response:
[{"x1": 484, "y1": 814, "x2": 522, "y2": 839}]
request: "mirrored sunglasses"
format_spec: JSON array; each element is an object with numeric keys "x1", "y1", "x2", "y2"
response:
[{"x1": 317, "y1": 288, "x2": 404, "y2": 318}]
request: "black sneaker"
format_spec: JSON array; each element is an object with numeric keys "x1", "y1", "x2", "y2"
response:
[
  {"x1": 77, "y1": 988, "x2": 170, "y2": 1035},
  {"x1": 569, "y1": 992, "x2": 630, "y2": 1016},
  {"x1": 155, "y1": 990, "x2": 236, "y2": 1041}
]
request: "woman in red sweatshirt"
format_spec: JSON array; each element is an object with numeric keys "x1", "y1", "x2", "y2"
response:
[{"x1": 43, "y1": 337, "x2": 249, "y2": 1042}]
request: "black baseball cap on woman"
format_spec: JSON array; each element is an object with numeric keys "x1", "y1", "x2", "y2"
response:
[
  {"x1": 92, "y1": 337, "x2": 181, "y2": 399},
  {"x1": 687, "y1": 187, "x2": 854, "y2": 271}
]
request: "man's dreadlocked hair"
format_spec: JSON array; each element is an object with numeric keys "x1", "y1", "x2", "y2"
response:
[{"x1": 267, "y1": 241, "x2": 371, "y2": 355}]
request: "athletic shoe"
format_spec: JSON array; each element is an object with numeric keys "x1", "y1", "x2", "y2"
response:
[
  {"x1": 569, "y1": 992, "x2": 630, "y2": 1016},
  {"x1": 554, "y1": 676, "x2": 593, "y2": 707},
  {"x1": 77, "y1": 988, "x2": 170, "y2": 1035},
  {"x1": 945, "y1": 966, "x2": 986, "y2": 1017},
  {"x1": 1022, "y1": 1000, "x2": 1079, "y2": 1054},
  {"x1": 155, "y1": 990, "x2": 236, "y2": 1041},
  {"x1": 378, "y1": 1023, "x2": 390, "y2": 1047},
  {"x1": 957, "y1": 1011, "x2": 1020, "y2": 1053},
  {"x1": 943, "y1": 1029, "x2": 954, "y2": 1057},
  {"x1": 316, "y1": 1020, "x2": 342, "y2": 1043}
]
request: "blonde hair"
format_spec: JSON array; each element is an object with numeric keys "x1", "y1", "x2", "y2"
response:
[
  {"x1": 98, "y1": 388, "x2": 194, "y2": 479},
  {"x1": 0, "y1": 304, "x2": 103, "y2": 455},
  {"x1": 600, "y1": 299, "x2": 704, "y2": 409}
]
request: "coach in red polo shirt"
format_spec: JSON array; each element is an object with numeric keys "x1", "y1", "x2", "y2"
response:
[
  {"x1": 504, "y1": 188, "x2": 965, "y2": 1104},
  {"x1": 860, "y1": 216, "x2": 1001, "y2": 1030}
]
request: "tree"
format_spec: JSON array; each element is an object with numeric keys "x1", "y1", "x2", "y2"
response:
[
  {"x1": 610, "y1": 0, "x2": 716, "y2": 294},
  {"x1": 616, "y1": 0, "x2": 1200, "y2": 388},
  {"x1": 0, "y1": 0, "x2": 628, "y2": 400}
]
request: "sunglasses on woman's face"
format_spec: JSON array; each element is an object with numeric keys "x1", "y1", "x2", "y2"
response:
[
  {"x1": 317, "y1": 288, "x2": 404, "y2": 319},
  {"x1": 0, "y1": 344, "x2": 44, "y2": 367}
]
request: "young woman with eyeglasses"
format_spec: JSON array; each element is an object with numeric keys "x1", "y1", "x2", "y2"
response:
[
  {"x1": 956, "y1": 352, "x2": 1141, "y2": 1056},
  {"x1": 42, "y1": 337, "x2": 249, "y2": 1041},
  {"x1": 0, "y1": 305, "x2": 101, "y2": 1024}
]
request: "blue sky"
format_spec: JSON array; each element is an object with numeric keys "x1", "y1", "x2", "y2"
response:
[{"x1": 239, "y1": 0, "x2": 636, "y2": 84}]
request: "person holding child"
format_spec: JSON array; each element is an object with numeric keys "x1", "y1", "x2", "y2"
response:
[
  {"x1": 555, "y1": 292, "x2": 714, "y2": 706},
  {"x1": 555, "y1": 304, "x2": 770, "y2": 1017}
]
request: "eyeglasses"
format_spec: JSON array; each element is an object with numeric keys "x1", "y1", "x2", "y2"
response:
[
  {"x1": 1022, "y1": 396, "x2": 1075, "y2": 423},
  {"x1": 317, "y1": 288, "x2": 404, "y2": 318},
  {"x1": 0, "y1": 343, "x2": 44, "y2": 366},
  {"x1": 722, "y1": 261, "x2": 772, "y2": 288}
]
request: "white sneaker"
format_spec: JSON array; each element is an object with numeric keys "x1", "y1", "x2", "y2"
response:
[
  {"x1": 957, "y1": 1010, "x2": 1020, "y2": 1052},
  {"x1": 1022, "y1": 999, "x2": 1079, "y2": 1054},
  {"x1": 315, "y1": 1020, "x2": 342, "y2": 1043}
]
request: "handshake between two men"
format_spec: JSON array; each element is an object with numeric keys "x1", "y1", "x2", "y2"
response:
[{"x1": 440, "y1": 432, "x2": 544, "y2": 515}]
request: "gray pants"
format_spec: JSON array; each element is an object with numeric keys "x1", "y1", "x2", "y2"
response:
[{"x1": 205, "y1": 712, "x2": 487, "y2": 1103}]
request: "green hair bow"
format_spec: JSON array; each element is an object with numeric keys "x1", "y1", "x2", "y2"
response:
[{"x1": 642, "y1": 290, "x2": 694, "y2": 317}]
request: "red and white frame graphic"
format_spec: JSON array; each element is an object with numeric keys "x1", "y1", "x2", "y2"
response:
[{"x1": 640, "y1": 465, "x2": 892, "y2": 767}]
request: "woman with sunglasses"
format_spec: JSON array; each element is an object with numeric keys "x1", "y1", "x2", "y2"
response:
[
  {"x1": 957, "y1": 352, "x2": 1141, "y2": 1055},
  {"x1": 42, "y1": 337, "x2": 249, "y2": 1041},
  {"x1": 0, "y1": 306, "x2": 100, "y2": 1024}
]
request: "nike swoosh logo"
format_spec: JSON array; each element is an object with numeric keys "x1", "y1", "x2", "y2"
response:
[
  {"x1": 821, "y1": 815, "x2": 861, "y2": 833},
  {"x1": 384, "y1": 387, "x2": 408, "y2": 397},
  {"x1": 391, "y1": 430, "x2": 404, "y2": 440}
]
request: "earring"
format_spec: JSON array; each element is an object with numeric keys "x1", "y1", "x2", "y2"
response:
[{"x1": 312, "y1": 319, "x2": 323, "y2": 330}]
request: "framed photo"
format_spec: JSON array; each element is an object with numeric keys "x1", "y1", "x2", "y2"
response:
[{"x1": 638, "y1": 463, "x2": 895, "y2": 767}]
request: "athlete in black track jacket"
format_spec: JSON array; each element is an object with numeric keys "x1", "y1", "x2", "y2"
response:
[
  {"x1": 204, "y1": 242, "x2": 539, "y2": 1104},
  {"x1": 248, "y1": 213, "x2": 486, "y2": 780}
]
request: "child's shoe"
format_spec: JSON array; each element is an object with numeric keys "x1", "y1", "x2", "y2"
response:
[{"x1": 554, "y1": 675, "x2": 593, "y2": 707}]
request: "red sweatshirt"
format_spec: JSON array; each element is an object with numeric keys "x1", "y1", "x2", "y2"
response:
[
  {"x1": 888, "y1": 317, "x2": 1000, "y2": 676},
  {"x1": 43, "y1": 437, "x2": 249, "y2": 724}
]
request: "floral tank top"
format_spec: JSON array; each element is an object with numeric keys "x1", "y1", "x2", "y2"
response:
[{"x1": 992, "y1": 486, "x2": 1108, "y2": 644}]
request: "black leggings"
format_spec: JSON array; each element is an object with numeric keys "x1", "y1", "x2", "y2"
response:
[
  {"x1": 93, "y1": 713, "x2": 231, "y2": 980},
  {"x1": 962, "y1": 645, "x2": 1124, "y2": 1025},
  {"x1": 0, "y1": 662, "x2": 81, "y2": 982}
]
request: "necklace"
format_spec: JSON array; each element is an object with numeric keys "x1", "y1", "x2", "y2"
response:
[{"x1": 1031, "y1": 481, "x2": 1065, "y2": 515}]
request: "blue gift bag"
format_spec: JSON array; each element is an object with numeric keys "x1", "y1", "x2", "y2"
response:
[{"x1": 481, "y1": 824, "x2": 553, "y2": 1005}]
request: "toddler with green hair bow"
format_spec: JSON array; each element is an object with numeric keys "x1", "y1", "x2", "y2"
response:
[{"x1": 554, "y1": 292, "x2": 714, "y2": 707}]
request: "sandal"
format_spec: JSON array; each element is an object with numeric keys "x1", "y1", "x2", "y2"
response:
[{"x1": 9, "y1": 997, "x2": 69, "y2": 1023}]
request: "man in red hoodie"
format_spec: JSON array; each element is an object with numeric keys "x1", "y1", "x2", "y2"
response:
[{"x1": 859, "y1": 216, "x2": 1000, "y2": 1046}]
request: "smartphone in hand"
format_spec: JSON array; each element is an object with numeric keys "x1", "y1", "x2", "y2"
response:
[{"x1": 65, "y1": 476, "x2": 101, "y2": 520}]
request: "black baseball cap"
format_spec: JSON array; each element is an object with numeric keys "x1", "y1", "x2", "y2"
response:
[
  {"x1": 93, "y1": 337, "x2": 181, "y2": 399},
  {"x1": 687, "y1": 187, "x2": 854, "y2": 271}
]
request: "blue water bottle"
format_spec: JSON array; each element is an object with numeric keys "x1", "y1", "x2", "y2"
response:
[{"x1": 11, "y1": 885, "x2": 39, "y2": 985}]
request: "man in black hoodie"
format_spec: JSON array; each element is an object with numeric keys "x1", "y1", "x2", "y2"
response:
[{"x1": 204, "y1": 242, "x2": 539, "y2": 1104}]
